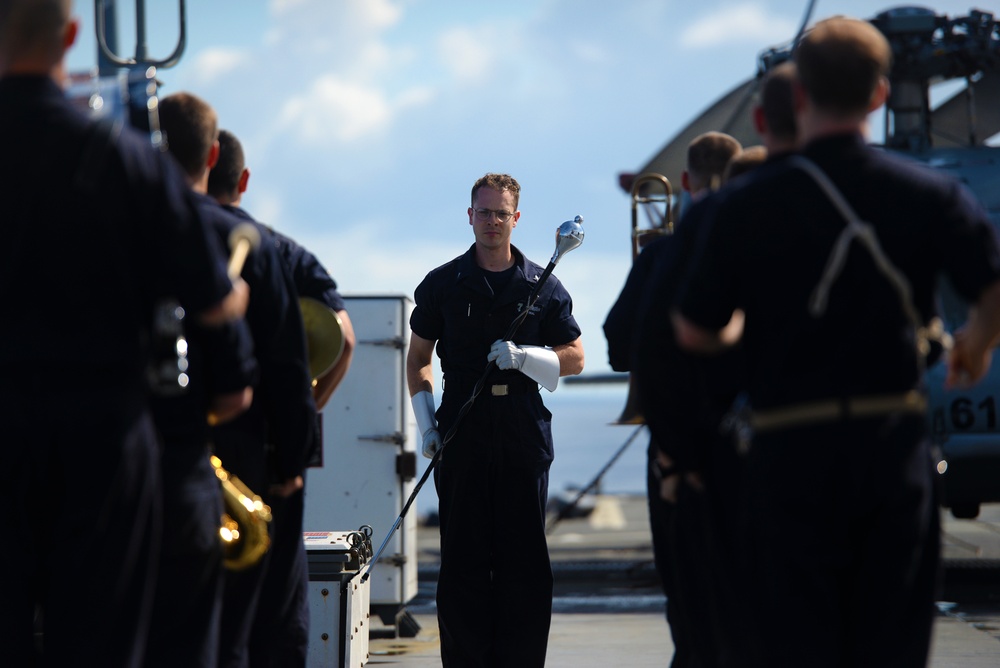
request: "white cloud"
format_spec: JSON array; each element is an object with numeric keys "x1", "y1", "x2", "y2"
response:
[
  {"x1": 680, "y1": 3, "x2": 798, "y2": 49},
  {"x1": 437, "y1": 27, "x2": 496, "y2": 81},
  {"x1": 278, "y1": 75, "x2": 392, "y2": 144},
  {"x1": 396, "y1": 86, "x2": 436, "y2": 110},
  {"x1": 188, "y1": 48, "x2": 250, "y2": 85},
  {"x1": 269, "y1": 0, "x2": 402, "y2": 38}
]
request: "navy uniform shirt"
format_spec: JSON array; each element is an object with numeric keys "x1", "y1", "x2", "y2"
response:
[
  {"x1": 196, "y1": 195, "x2": 316, "y2": 483},
  {"x1": 223, "y1": 205, "x2": 346, "y2": 314},
  {"x1": 222, "y1": 205, "x2": 344, "y2": 468},
  {"x1": 607, "y1": 199, "x2": 745, "y2": 470},
  {"x1": 677, "y1": 133, "x2": 1000, "y2": 410},
  {"x1": 410, "y1": 243, "x2": 580, "y2": 387},
  {"x1": 151, "y1": 317, "x2": 257, "y2": 449},
  {"x1": 0, "y1": 76, "x2": 232, "y2": 390}
]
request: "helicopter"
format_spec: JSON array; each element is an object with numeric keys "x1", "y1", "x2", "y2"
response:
[{"x1": 619, "y1": 4, "x2": 1000, "y2": 520}]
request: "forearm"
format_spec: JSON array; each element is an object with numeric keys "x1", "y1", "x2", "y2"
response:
[
  {"x1": 672, "y1": 309, "x2": 743, "y2": 354},
  {"x1": 406, "y1": 333, "x2": 436, "y2": 396},
  {"x1": 966, "y1": 280, "x2": 1000, "y2": 352},
  {"x1": 554, "y1": 338, "x2": 584, "y2": 376}
]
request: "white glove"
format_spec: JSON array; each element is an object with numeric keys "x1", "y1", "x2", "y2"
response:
[
  {"x1": 411, "y1": 390, "x2": 442, "y2": 458},
  {"x1": 487, "y1": 340, "x2": 560, "y2": 392}
]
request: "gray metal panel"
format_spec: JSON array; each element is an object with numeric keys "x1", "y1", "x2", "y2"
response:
[{"x1": 304, "y1": 295, "x2": 418, "y2": 608}]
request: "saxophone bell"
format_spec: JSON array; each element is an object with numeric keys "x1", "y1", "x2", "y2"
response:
[{"x1": 211, "y1": 455, "x2": 272, "y2": 571}]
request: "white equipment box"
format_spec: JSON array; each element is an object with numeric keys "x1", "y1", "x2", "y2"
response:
[
  {"x1": 305, "y1": 530, "x2": 372, "y2": 668},
  {"x1": 304, "y1": 295, "x2": 419, "y2": 635}
]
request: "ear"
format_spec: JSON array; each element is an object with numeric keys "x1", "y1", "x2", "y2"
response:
[
  {"x1": 681, "y1": 170, "x2": 691, "y2": 193},
  {"x1": 868, "y1": 76, "x2": 889, "y2": 113},
  {"x1": 207, "y1": 139, "x2": 220, "y2": 170},
  {"x1": 64, "y1": 18, "x2": 79, "y2": 51},
  {"x1": 512, "y1": 210, "x2": 520, "y2": 228},
  {"x1": 238, "y1": 167, "x2": 250, "y2": 195},
  {"x1": 468, "y1": 207, "x2": 474, "y2": 226},
  {"x1": 752, "y1": 105, "x2": 766, "y2": 136},
  {"x1": 792, "y1": 78, "x2": 808, "y2": 115}
]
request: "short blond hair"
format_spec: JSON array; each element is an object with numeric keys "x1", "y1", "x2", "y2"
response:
[
  {"x1": 471, "y1": 173, "x2": 521, "y2": 209},
  {"x1": 0, "y1": 0, "x2": 72, "y2": 67},
  {"x1": 796, "y1": 16, "x2": 891, "y2": 116},
  {"x1": 687, "y1": 132, "x2": 742, "y2": 192}
]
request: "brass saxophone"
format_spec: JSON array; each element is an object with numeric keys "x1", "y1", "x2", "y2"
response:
[{"x1": 211, "y1": 455, "x2": 272, "y2": 571}]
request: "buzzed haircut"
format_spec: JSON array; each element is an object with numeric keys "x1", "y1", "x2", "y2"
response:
[
  {"x1": 723, "y1": 145, "x2": 768, "y2": 183},
  {"x1": 158, "y1": 92, "x2": 218, "y2": 179},
  {"x1": 795, "y1": 16, "x2": 892, "y2": 116},
  {"x1": 471, "y1": 173, "x2": 521, "y2": 209},
  {"x1": 687, "y1": 132, "x2": 742, "y2": 192},
  {"x1": 760, "y1": 61, "x2": 797, "y2": 143},
  {"x1": 0, "y1": 0, "x2": 71, "y2": 65},
  {"x1": 207, "y1": 129, "x2": 245, "y2": 199}
]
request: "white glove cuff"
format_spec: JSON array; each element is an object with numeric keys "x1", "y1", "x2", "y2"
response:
[
  {"x1": 520, "y1": 346, "x2": 560, "y2": 392},
  {"x1": 411, "y1": 390, "x2": 437, "y2": 436}
]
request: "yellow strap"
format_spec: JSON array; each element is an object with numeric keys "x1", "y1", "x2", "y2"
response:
[{"x1": 751, "y1": 391, "x2": 926, "y2": 432}]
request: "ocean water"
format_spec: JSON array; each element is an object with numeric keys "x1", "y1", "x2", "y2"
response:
[{"x1": 415, "y1": 382, "x2": 648, "y2": 516}]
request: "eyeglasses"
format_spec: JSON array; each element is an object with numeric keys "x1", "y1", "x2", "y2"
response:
[{"x1": 473, "y1": 208, "x2": 515, "y2": 223}]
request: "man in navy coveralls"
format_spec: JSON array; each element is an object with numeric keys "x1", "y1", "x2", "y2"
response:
[
  {"x1": 209, "y1": 128, "x2": 357, "y2": 668},
  {"x1": 0, "y1": 1, "x2": 246, "y2": 665},
  {"x1": 158, "y1": 92, "x2": 318, "y2": 668},
  {"x1": 407, "y1": 173, "x2": 584, "y2": 667},
  {"x1": 673, "y1": 17, "x2": 1000, "y2": 667},
  {"x1": 604, "y1": 131, "x2": 740, "y2": 668}
]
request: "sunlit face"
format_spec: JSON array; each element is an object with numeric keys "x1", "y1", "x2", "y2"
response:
[{"x1": 468, "y1": 187, "x2": 519, "y2": 252}]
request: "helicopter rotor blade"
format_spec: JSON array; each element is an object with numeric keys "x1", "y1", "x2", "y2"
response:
[
  {"x1": 631, "y1": 76, "x2": 760, "y2": 189},
  {"x1": 930, "y1": 69, "x2": 1000, "y2": 147}
]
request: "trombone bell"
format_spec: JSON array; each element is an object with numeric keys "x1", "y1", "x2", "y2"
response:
[{"x1": 613, "y1": 375, "x2": 645, "y2": 425}]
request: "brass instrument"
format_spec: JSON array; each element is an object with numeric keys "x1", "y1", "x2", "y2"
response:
[
  {"x1": 212, "y1": 455, "x2": 273, "y2": 571},
  {"x1": 629, "y1": 173, "x2": 674, "y2": 260},
  {"x1": 615, "y1": 173, "x2": 674, "y2": 425},
  {"x1": 298, "y1": 296, "x2": 345, "y2": 383},
  {"x1": 210, "y1": 297, "x2": 343, "y2": 570}
]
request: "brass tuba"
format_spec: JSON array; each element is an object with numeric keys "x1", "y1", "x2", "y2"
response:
[
  {"x1": 212, "y1": 455, "x2": 273, "y2": 571},
  {"x1": 615, "y1": 173, "x2": 674, "y2": 425}
]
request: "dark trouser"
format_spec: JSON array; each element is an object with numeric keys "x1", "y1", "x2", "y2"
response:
[
  {"x1": 739, "y1": 414, "x2": 939, "y2": 668},
  {"x1": 645, "y1": 439, "x2": 688, "y2": 667},
  {"x1": 0, "y1": 386, "x2": 161, "y2": 668},
  {"x1": 214, "y1": 433, "x2": 269, "y2": 668},
  {"x1": 146, "y1": 447, "x2": 224, "y2": 668},
  {"x1": 248, "y1": 487, "x2": 310, "y2": 668},
  {"x1": 433, "y1": 383, "x2": 554, "y2": 668},
  {"x1": 655, "y1": 432, "x2": 746, "y2": 668}
]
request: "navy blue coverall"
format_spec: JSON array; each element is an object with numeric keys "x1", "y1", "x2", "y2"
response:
[
  {"x1": 677, "y1": 133, "x2": 1000, "y2": 667},
  {"x1": 410, "y1": 243, "x2": 581, "y2": 668},
  {"x1": 630, "y1": 202, "x2": 747, "y2": 668},
  {"x1": 194, "y1": 196, "x2": 318, "y2": 668},
  {"x1": 146, "y1": 316, "x2": 257, "y2": 668},
  {"x1": 0, "y1": 75, "x2": 234, "y2": 667},
  {"x1": 224, "y1": 205, "x2": 348, "y2": 668}
]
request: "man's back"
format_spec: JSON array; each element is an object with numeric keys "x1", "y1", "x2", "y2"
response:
[
  {"x1": 0, "y1": 75, "x2": 230, "y2": 383},
  {"x1": 679, "y1": 134, "x2": 1000, "y2": 408}
]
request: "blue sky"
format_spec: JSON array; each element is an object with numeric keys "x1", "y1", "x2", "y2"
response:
[{"x1": 66, "y1": 0, "x2": 985, "y2": 375}]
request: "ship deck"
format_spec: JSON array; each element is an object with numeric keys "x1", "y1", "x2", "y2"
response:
[{"x1": 365, "y1": 496, "x2": 1000, "y2": 666}]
